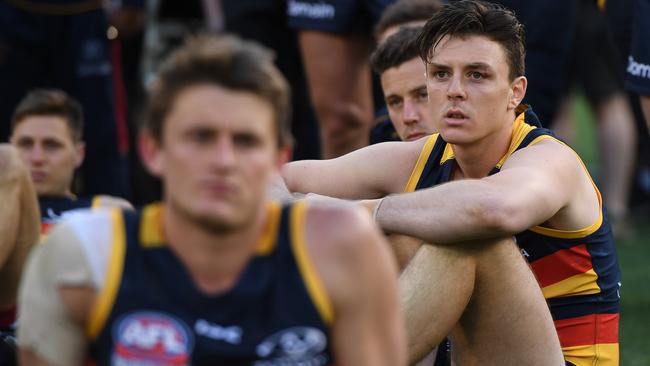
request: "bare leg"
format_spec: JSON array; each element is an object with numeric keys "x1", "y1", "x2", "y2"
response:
[
  {"x1": 399, "y1": 238, "x2": 564, "y2": 365},
  {"x1": 450, "y1": 238, "x2": 563, "y2": 366},
  {"x1": 298, "y1": 31, "x2": 373, "y2": 158},
  {"x1": 400, "y1": 244, "x2": 475, "y2": 363},
  {"x1": 551, "y1": 96, "x2": 576, "y2": 145},
  {"x1": 596, "y1": 93, "x2": 636, "y2": 224},
  {"x1": 388, "y1": 234, "x2": 422, "y2": 271},
  {"x1": 0, "y1": 145, "x2": 40, "y2": 309}
]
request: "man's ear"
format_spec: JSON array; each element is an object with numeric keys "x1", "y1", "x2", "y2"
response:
[
  {"x1": 509, "y1": 76, "x2": 527, "y2": 110},
  {"x1": 74, "y1": 142, "x2": 85, "y2": 168},
  {"x1": 276, "y1": 146, "x2": 292, "y2": 169},
  {"x1": 139, "y1": 130, "x2": 163, "y2": 177}
]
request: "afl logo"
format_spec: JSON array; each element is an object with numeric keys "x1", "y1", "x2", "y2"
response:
[
  {"x1": 112, "y1": 311, "x2": 193, "y2": 365},
  {"x1": 256, "y1": 327, "x2": 327, "y2": 359}
]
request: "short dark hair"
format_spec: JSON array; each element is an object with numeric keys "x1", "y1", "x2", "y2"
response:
[
  {"x1": 11, "y1": 89, "x2": 84, "y2": 142},
  {"x1": 371, "y1": 27, "x2": 423, "y2": 74},
  {"x1": 417, "y1": 0, "x2": 525, "y2": 80},
  {"x1": 143, "y1": 34, "x2": 292, "y2": 147},
  {"x1": 374, "y1": 0, "x2": 443, "y2": 39}
]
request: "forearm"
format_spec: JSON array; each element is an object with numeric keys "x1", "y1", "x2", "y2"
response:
[{"x1": 374, "y1": 180, "x2": 514, "y2": 244}]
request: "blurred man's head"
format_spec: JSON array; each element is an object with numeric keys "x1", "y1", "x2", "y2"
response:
[
  {"x1": 374, "y1": 0, "x2": 442, "y2": 42},
  {"x1": 140, "y1": 35, "x2": 292, "y2": 233},
  {"x1": 10, "y1": 89, "x2": 85, "y2": 197},
  {"x1": 416, "y1": 0, "x2": 527, "y2": 145},
  {"x1": 372, "y1": 27, "x2": 434, "y2": 141}
]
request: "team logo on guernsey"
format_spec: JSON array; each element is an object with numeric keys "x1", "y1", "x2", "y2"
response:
[
  {"x1": 254, "y1": 327, "x2": 329, "y2": 366},
  {"x1": 112, "y1": 311, "x2": 194, "y2": 366}
]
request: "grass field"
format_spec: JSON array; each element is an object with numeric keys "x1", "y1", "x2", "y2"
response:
[{"x1": 571, "y1": 95, "x2": 650, "y2": 364}]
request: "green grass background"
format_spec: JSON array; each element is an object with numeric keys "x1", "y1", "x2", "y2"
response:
[{"x1": 571, "y1": 95, "x2": 650, "y2": 365}]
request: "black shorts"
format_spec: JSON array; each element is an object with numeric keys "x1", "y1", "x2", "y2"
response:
[
  {"x1": 286, "y1": 0, "x2": 394, "y2": 34},
  {"x1": 567, "y1": 0, "x2": 625, "y2": 106},
  {"x1": 626, "y1": 0, "x2": 650, "y2": 95}
]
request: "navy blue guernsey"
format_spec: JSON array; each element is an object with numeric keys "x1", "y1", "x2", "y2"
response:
[
  {"x1": 88, "y1": 201, "x2": 335, "y2": 366},
  {"x1": 39, "y1": 195, "x2": 99, "y2": 234},
  {"x1": 404, "y1": 108, "x2": 621, "y2": 365}
]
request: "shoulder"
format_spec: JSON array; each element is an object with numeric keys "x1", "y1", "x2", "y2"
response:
[
  {"x1": 298, "y1": 200, "x2": 396, "y2": 287},
  {"x1": 0, "y1": 144, "x2": 26, "y2": 183},
  {"x1": 39, "y1": 209, "x2": 119, "y2": 288},
  {"x1": 93, "y1": 195, "x2": 133, "y2": 210},
  {"x1": 302, "y1": 202, "x2": 381, "y2": 255},
  {"x1": 505, "y1": 136, "x2": 583, "y2": 172}
]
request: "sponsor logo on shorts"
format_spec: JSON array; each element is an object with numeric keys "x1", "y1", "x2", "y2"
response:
[
  {"x1": 627, "y1": 56, "x2": 650, "y2": 79},
  {"x1": 254, "y1": 327, "x2": 329, "y2": 366},
  {"x1": 288, "y1": 0, "x2": 335, "y2": 20},
  {"x1": 112, "y1": 311, "x2": 193, "y2": 366}
]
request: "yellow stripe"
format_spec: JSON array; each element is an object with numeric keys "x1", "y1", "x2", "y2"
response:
[
  {"x1": 91, "y1": 195, "x2": 102, "y2": 209},
  {"x1": 542, "y1": 269, "x2": 600, "y2": 299},
  {"x1": 438, "y1": 112, "x2": 534, "y2": 169},
  {"x1": 495, "y1": 112, "x2": 537, "y2": 168},
  {"x1": 139, "y1": 203, "x2": 165, "y2": 248},
  {"x1": 404, "y1": 134, "x2": 438, "y2": 192},
  {"x1": 597, "y1": 0, "x2": 606, "y2": 11},
  {"x1": 86, "y1": 209, "x2": 126, "y2": 339},
  {"x1": 563, "y1": 343, "x2": 619, "y2": 366},
  {"x1": 256, "y1": 201, "x2": 281, "y2": 255},
  {"x1": 529, "y1": 136, "x2": 604, "y2": 238},
  {"x1": 440, "y1": 142, "x2": 454, "y2": 165},
  {"x1": 289, "y1": 201, "x2": 334, "y2": 325}
]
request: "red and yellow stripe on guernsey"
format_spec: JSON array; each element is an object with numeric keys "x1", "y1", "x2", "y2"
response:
[
  {"x1": 557, "y1": 313, "x2": 619, "y2": 365},
  {"x1": 529, "y1": 244, "x2": 601, "y2": 299}
]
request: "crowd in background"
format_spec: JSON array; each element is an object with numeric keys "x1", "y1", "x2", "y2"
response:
[{"x1": 1, "y1": 0, "x2": 648, "y2": 225}]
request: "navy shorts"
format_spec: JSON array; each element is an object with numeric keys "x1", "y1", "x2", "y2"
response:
[
  {"x1": 626, "y1": 0, "x2": 650, "y2": 95},
  {"x1": 287, "y1": 0, "x2": 394, "y2": 34}
]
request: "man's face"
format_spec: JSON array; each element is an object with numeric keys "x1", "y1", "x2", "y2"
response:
[
  {"x1": 381, "y1": 57, "x2": 435, "y2": 141},
  {"x1": 425, "y1": 35, "x2": 525, "y2": 145},
  {"x1": 143, "y1": 84, "x2": 286, "y2": 233},
  {"x1": 10, "y1": 116, "x2": 83, "y2": 197}
]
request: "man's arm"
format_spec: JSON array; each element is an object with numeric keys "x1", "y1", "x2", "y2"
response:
[
  {"x1": 282, "y1": 139, "x2": 425, "y2": 199},
  {"x1": 297, "y1": 31, "x2": 374, "y2": 159},
  {"x1": 0, "y1": 145, "x2": 40, "y2": 309},
  {"x1": 18, "y1": 221, "x2": 99, "y2": 365},
  {"x1": 369, "y1": 139, "x2": 597, "y2": 243},
  {"x1": 303, "y1": 203, "x2": 406, "y2": 366}
]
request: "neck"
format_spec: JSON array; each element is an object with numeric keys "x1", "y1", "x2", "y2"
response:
[
  {"x1": 452, "y1": 112, "x2": 516, "y2": 179},
  {"x1": 163, "y1": 203, "x2": 269, "y2": 294}
]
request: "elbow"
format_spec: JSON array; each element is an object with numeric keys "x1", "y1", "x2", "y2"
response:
[
  {"x1": 281, "y1": 163, "x2": 303, "y2": 193},
  {"x1": 474, "y1": 196, "x2": 527, "y2": 236}
]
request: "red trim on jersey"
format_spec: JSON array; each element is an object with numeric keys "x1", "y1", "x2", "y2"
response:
[
  {"x1": 110, "y1": 40, "x2": 130, "y2": 155},
  {"x1": 530, "y1": 244, "x2": 593, "y2": 287}
]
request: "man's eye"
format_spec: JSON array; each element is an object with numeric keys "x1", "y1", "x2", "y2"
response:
[
  {"x1": 469, "y1": 71, "x2": 484, "y2": 80},
  {"x1": 234, "y1": 134, "x2": 259, "y2": 147},
  {"x1": 434, "y1": 71, "x2": 449, "y2": 79},
  {"x1": 43, "y1": 141, "x2": 62, "y2": 151},
  {"x1": 387, "y1": 99, "x2": 402, "y2": 108},
  {"x1": 191, "y1": 130, "x2": 212, "y2": 143}
]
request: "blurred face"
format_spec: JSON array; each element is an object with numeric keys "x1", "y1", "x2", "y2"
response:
[
  {"x1": 142, "y1": 84, "x2": 287, "y2": 233},
  {"x1": 381, "y1": 57, "x2": 435, "y2": 141},
  {"x1": 425, "y1": 35, "x2": 526, "y2": 145},
  {"x1": 10, "y1": 116, "x2": 83, "y2": 197}
]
